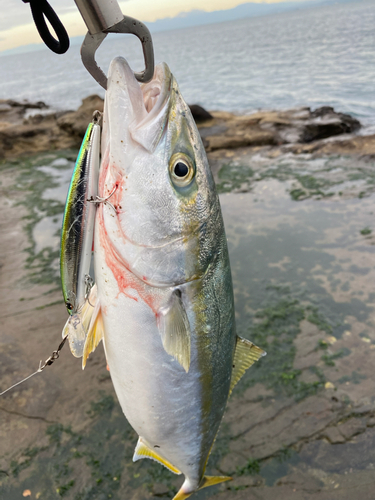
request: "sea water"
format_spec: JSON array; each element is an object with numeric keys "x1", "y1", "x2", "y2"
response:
[{"x1": 0, "y1": 1, "x2": 374, "y2": 129}]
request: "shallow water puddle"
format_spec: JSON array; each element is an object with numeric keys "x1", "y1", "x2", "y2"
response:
[
  {"x1": 216, "y1": 178, "x2": 375, "y2": 495},
  {"x1": 221, "y1": 178, "x2": 375, "y2": 321},
  {"x1": 2, "y1": 152, "x2": 375, "y2": 499}
]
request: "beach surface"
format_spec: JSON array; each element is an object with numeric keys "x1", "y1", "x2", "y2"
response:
[{"x1": 1, "y1": 98, "x2": 375, "y2": 499}]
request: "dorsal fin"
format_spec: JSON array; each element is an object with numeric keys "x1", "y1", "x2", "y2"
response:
[
  {"x1": 133, "y1": 437, "x2": 181, "y2": 475},
  {"x1": 230, "y1": 336, "x2": 266, "y2": 394}
]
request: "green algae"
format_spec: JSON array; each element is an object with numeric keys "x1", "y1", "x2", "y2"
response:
[
  {"x1": 237, "y1": 458, "x2": 261, "y2": 476},
  {"x1": 233, "y1": 288, "x2": 327, "y2": 402},
  {"x1": 2, "y1": 151, "x2": 77, "y2": 288},
  {"x1": 0, "y1": 389, "x2": 162, "y2": 500},
  {"x1": 289, "y1": 188, "x2": 307, "y2": 200},
  {"x1": 10, "y1": 447, "x2": 40, "y2": 478},
  {"x1": 338, "y1": 371, "x2": 367, "y2": 385},
  {"x1": 2, "y1": 147, "x2": 375, "y2": 498},
  {"x1": 216, "y1": 163, "x2": 254, "y2": 193},
  {"x1": 216, "y1": 155, "x2": 375, "y2": 201},
  {"x1": 88, "y1": 393, "x2": 115, "y2": 417},
  {"x1": 321, "y1": 347, "x2": 351, "y2": 367},
  {"x1": 306, "y1": 307, "x2": 333, "y2": 334},
  {"x1": 317, "y1": 339, "x2": 329, "y2": 350},
  {"x1": 259, "y1": 449, "x2": 300, "y2": 487}
]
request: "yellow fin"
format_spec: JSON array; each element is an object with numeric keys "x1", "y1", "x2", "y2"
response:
[
  {"x1": 82, "y1": 299, "x2": 104, "y2": 369},
  {"x1": 173, "y1": 475, "x2": 232, "y2": 500},
  {"x1": 200, "y1": 475, "x2": 232, "y2": 489},
  {"x1": 230, "y1": 336, "x2": 266, "y2": 394},
  {"x1": 157, "y1": 290, "x2": 191, "y2": 372},
  {"x1": 173, "y1": 491, "x2": 191, "y2": 500},
  {"x1": 133, "y1": 437, "x2": 181, "y2": 475}
]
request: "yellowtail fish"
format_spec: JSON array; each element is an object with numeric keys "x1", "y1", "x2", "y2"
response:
[
  {"x1": 76, "y1": 57, "x2": 265, "y2": 499},
  {"x1": 60, "y1": 116, "x2": 100, "y2": 357}
]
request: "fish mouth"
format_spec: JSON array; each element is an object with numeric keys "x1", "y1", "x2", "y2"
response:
[
  {"x1": 130, "y1": 62, "x2": 172, "y2": 152},
  {"x1": 141, "y1": 64, "x2": 171, "y2": 115},
  {"x1": 103, "y1": 57, "x2": 172, "y2": 155}
]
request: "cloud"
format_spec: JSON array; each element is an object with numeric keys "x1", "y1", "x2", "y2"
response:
[{"x1": 0, "y1": 1, "x2": 77, "y2": 32}]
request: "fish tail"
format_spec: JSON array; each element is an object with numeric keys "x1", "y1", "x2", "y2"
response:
[{"x1": 172, "y1": 475, "x2": 232, "y2": 500}]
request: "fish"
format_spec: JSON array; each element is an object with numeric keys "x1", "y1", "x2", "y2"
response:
[
  {"x1": 60, "y1": 117, "x2": 100, "y2": 357},
  {"x1": 78, "y1": 56, "x2": 265, "y2": 500}
]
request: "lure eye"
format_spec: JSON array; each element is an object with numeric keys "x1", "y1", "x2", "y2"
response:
[
  {"x1": 66, "y1": 302, "x2": 73, "y2": 313},
  {"x1": 169, "y1": 153, "x2": 195, "y2": 188}
]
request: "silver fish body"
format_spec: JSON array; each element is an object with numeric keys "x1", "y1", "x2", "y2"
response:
[{"x1": 81, "y1": 57, "x2": 264, "y2": 499}]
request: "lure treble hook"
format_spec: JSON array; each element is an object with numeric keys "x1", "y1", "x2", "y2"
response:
[{"x1": 74, "y1": 0, "x2": 155, "y2": 89}]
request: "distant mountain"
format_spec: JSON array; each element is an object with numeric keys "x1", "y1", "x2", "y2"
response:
[
  {"x1": 145, "y1": 0, "x2": 360, "y2": 33},
  {"x1": 0, "y1": 43, "x2": 47, "y2": 57},
  {"x1": 0, "y1": 35, "x2": 85, "y2": 58},
  {"x1": 0, "y1": 0, "x2": 361, "y2": 57}
]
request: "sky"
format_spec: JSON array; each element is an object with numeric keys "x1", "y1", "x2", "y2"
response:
[{"x1": 0, "y1": 0, "x2": 305, "y2": 52}]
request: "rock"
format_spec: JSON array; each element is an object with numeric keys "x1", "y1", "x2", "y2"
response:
[
  {"x1": 152, "y1": 483, "x2": 169, "y2": 496},
  {"x1": 290, "y1": 133, "x2": 375, "y2": 157},
  {"x1": 197, "y1": 106, "x2": 361, "y2": 152},
  {"x1": 230, "y1": 475, "x2": 264, "y2": 488},
  {"x1": 189, "y1": 104, "x2": 213, "y2": 123},
  {"x1": 311, "y1": 106, "x2": 336, "y2": 117},
  {"x1": 301, "y1": 107, "x2": 361, "y2": 142},
  {"x1": 321, "y1": 426, "x2": 346, "y2": 444},
  {"x1": 0, "y1": 95, "x2": 104, "y2": 159},
  {"x1": 337, "y1": 418, "x2": 366, "y2": 440},
  {"x1": 257, "y1": 106, "x2": 360, "y2": 144},
  {"x1": 218, "y1": 451, "x2": 249, "y2": 474},
  {"x1": 0, "y1": 115, "x2": 76, "y2": 158},
  {"x1": 6, "y1": 99, "x2": 48, "y2": 110},
  {"x1": 205, "y1": 131, "x2": 276, "y2": 151},
  {"x1": 0, "y1": 95, "x2": 366, "y2": 159},
  {"x1": 276, "y1": 471, "x2": 323, "y2": 491},
  {"x1": 57, "y1": 94, "x2": 104, "y2": 138},
  {"x1": 0, "y1": 100, "x2": 26, "y2": 127}
]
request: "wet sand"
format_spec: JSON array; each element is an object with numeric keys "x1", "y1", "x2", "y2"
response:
[{"x1": 1, "y1": 146, "x2": 375, "y2": 499}]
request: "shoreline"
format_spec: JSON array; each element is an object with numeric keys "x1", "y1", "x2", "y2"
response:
[
  {"x1": 1, "y1": 95, "x2": 375, "y2": 161},
  {"x1": 1, "y1": 96, "x2": 375, "y2": 498}
]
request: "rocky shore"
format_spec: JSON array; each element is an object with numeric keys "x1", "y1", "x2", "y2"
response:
[
  {"x1": 1, "y1": 97, "x2": 375, "y2": 500},
  {"x1": 0, "y1": 95, "x2": 374, "y2": 160}
]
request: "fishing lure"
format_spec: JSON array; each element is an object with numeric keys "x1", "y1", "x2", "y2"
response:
[
  {"x1": 60, "y1": 113, "x2": 101, "y2": 357},
  {"x1": 1, "y1": 113, "x2": 102, "y2": 396}
]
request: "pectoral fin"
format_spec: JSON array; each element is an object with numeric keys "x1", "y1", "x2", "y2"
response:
[
  {"x1": 82, "y1": 297, "x2": 104, "y2": 369},
  {"x1": 230, "y1": 336, "x2": 266, "y2": 394},
  {"x1": 133, "y1": 437, "x2": 181, "y2": 474},
  {"x1": 157, "y1": 290, "x2": 191, "y2": 372}
]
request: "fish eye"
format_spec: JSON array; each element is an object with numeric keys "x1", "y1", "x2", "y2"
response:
[
  {"x1": 174, "y1": 162, "x2": 189, "y2": 178},
  {"x1": 169, "y1": 153, "x2": 195, "y2": 188},
  {"x1": 66, "y1": 302, "x2": 73, "y2": 312}
]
